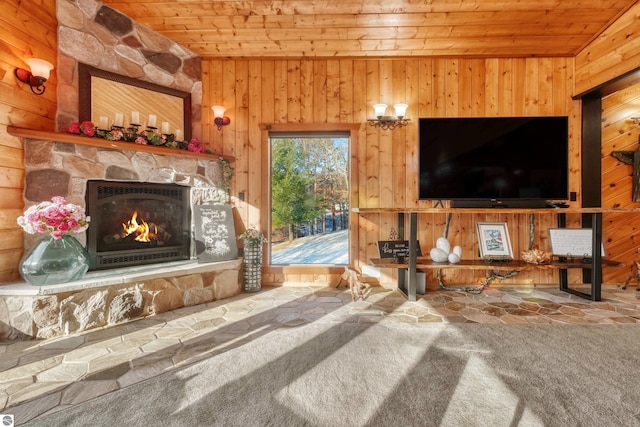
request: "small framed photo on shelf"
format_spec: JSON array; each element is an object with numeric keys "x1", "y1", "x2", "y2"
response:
[{"x1": 476, "y1": 221, "x2": 514, "y2": 260}]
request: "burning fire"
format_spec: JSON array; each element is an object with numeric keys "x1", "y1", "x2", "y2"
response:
[{"x1": 122, "y1": 211, "x2": 157, "y2": 242}]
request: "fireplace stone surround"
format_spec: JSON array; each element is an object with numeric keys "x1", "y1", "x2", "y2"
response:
[{"x1": 1, "y1": 127, "x2": 241, "y2": 340}]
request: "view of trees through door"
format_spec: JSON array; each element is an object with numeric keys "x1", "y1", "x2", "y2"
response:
[{"x1": 270, "y1": 133, "x2": 349, "y2": 265}]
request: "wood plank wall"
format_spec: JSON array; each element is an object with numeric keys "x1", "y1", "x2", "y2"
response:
[
  {"x1": 575, "y1": 2, "x2": 640, "y2": 95},
  {"x1": 0, "y1": 0, "x2": 58, "y2": 283},
  {"x1": 601, "y1": 82, "x2": 640, "y2": 284},
  {"x1": 2, "y1": 1, "x2": 640, "y2": 287},
  {"x1": 201, "y1": 57, "x2": 585, "y2": 287}
]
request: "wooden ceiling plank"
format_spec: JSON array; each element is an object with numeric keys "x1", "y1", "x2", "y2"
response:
[
  {"x1": 160, "y1": 22, "x2": 604, "y2": 42},
  {"x1": 105, "y1": 1, "x2": 628, "y2": 17},
  {"x1": 128, "y1": 9, "x2": 622, "y2": 30},
  {"x1": 96, "y1": 0, "x2": 637, "y2": 59}
]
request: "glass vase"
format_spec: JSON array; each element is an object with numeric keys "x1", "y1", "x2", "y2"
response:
[
  {"x1": 19, "y1": 235, "x2": 91, "y2": 286},
  {"x1": 242, "y1": 239, "x2": 263, "y2": 292}
]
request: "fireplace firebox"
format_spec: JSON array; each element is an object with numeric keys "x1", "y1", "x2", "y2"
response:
[{"x1": 85, "y1": 180, "x2": 191, "y2": 270}]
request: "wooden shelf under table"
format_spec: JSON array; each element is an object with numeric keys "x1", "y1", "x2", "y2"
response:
[{"x1": 354, "y1": 208, "x2": 639, "y2": 302}]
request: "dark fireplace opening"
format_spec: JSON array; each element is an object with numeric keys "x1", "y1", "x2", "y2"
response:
[{"x1": 86, "y1": 180, "x2": 191, "y2": 270}]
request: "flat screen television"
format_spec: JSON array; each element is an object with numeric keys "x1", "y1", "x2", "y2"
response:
[{"x1": 419, "y1": 116, "x2": 569, "y2": 208}]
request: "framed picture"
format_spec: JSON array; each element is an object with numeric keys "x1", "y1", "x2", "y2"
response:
[{"x1": 476, "y1": 222, "x2": 514, "y2": 260}]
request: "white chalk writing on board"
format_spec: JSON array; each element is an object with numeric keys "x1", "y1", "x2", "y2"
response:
[
  {"x1": 548, "y1": 229, "x2": 605, "y2": 257},
  {"x1": 377, "y1": 241, "x2": 423, "y2": 258},
  {"x1": 193, "y1": 204, "x2": 238, "y2": 262}
]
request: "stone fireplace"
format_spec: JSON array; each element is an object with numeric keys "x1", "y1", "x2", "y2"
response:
[
  {"x1": 86, "y1": 180, "x2": 191, "y2": 270},
  {"x1": 0, "y1": 3, "x2": 244, "y2": 340},
  {"x1": 0, "y1": 128, "x2": 241, "y2": 340}
]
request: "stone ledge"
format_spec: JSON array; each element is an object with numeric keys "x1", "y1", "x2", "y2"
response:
[
  {"x1": 0, "y1": 259, "x2": 243, "y2": 341},
  {"x1": 0, "y1": 259, "x2": 242, "y2": 295}
]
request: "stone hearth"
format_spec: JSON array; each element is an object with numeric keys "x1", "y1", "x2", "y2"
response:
[
  {"x1": 0, "y1": 259, "x2": 241, "y2": 340},
  {"x1": 2, "y1": 128, "x2": 240, "y2": 340}
]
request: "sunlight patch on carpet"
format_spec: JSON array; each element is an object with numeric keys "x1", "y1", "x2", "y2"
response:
[
  {"x1": 441, "y1": 354, "x2": 544, "y2": 426},
  {"x1": 272, "y1": 325, "x2": 441, "y2": 425}
]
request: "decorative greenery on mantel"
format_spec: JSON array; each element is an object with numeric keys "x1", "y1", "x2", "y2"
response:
[
  {"x1": 63, "y1": 121, "x2": 208, "y2": 154},
  {"x1": 7, "y1": 126, "x2": 234, "y2": 164}
]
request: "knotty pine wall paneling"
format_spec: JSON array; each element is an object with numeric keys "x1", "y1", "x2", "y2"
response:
[
  {"x1": 351, "y1": 60, "x2": 366, "y2": 284},
  {"x1": 0, "y1": 0, "x2": 58, "y2": 283},
  {"x1": 601, "y1": 81, "x2": 640, "y2": 283},
  {"x1": 204, "y1": 57, "x2": 586, "y2": 288}
]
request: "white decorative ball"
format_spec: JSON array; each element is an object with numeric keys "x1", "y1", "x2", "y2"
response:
[
  {"x1": 436, "y1": 236, "x2": 451, "y2": 254},
  {"x1": 430, "y1": 247, "x2": 449, "y2": 263},
  {"x1": 448, "y1": 253, "x2": 461, "y2": 264},
  {"x1": 453, "y1": 245, "x2": 462, "y2": 257}
]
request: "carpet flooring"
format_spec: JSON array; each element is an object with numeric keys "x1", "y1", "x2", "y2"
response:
[{"x1": 21, "y1": 320, "x2": 640, "y2": 427}]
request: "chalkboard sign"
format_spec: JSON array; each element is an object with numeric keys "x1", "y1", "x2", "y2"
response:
[
  {"x1": 548, "y1": 229, "x2": 605, "y2": 257},
  {"x1": 377, "y1": 240, "x2": 423, "y2": 259},
  {"x1": 193, "y1": 204, "x2": 238, "y2": 263}
]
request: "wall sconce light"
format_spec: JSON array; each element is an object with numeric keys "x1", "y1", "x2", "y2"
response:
[
  {"x1": 14, "y1": 58, "x2": 54, "y2": 95},
  {"x1": 212, "y1": 105, "x2": 231, "y2": 130},
  {"x1": 367, "y1": 103, "x2": 410, "y2": 130}
]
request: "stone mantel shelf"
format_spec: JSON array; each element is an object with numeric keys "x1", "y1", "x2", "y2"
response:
[
  {"x1": 7, "y1": 126, "x2": 235, "y2": 163},
  {"x1": 0, "y1": 258, "x2": 242, "y2": 296}
]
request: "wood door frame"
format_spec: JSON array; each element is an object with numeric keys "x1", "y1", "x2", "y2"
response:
[{"x1": 574, "y1": 67, "x2": 640, "y2": 282}]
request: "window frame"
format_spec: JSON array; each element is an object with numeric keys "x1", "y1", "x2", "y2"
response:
[{"x1": 258, "y1": 123, "x2": 361, "y2": 280}]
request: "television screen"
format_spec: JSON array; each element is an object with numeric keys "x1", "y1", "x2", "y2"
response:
[{"x1": 418, "y1": 116, "x2": 569, "y2": 207}]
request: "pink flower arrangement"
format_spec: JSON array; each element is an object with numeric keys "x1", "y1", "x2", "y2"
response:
[
  {"x1": 188, "y1": 137, "x2": 206, "y2": 153},
  {"x1": 63, "y1": 120, "x2": 96, "y2": 137},
  {"x1": 107, "y1": 128, "x2": 124, "y2": 140},
  {"x1": 238, "y1": 227, "x2": 266, "y2": 243},
  {"x1": 17, "y1": 196, "x2": 90, "y2": 240},
  {"x1": 134, "y1": 136, "x2": 149, "y2": 145}
]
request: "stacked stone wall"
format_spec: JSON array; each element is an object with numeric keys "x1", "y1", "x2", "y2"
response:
[
  {"x1": 56, "y1": 0, "x2": 203, "y2": 139},
  {"x1": 22, "y1": 137, "x2": 228, "y2": 251},
  {"x1": 0, "y1": 262, "x2": 241, "y2": 340}
]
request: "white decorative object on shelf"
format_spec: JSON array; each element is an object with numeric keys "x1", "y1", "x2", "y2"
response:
[
  {"x1": 448, "y1": 253, "x2": 461, "y2": 264},
  {"x1": 436, "y1": 236, "x2": 451, "y2": 253},
  {"x1": 430, "y1": 237, "x2": 462, "y2": 264},
  {"x1": 450, "y1": 245, "x2": 462, "y2": 264},
  {"x1": 430, "y1": 247, "x2": 449, "y2": 263}
]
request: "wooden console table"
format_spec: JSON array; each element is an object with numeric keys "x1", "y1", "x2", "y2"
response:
[{"x1": 353, "y1": 207, "x2": 636, "y2": 302}]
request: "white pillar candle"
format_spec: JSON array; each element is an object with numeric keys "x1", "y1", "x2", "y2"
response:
[
  {"x1": 114, "y1": 112, "x2": 124, "y2": 127},
  {"x1": 99, "y1": 116, "x2": 109, "y2": 130},
  {"x1": 161, "y1": 121, "x2": 170, "y2": 134},
  {"x1": 131, "y1": 111, "x2": 140, "y2": 125},
  {"x1": 175, "y1": 129, "x2": 184, "y2": 141},
  {"x1": 148, "y1": 114, "x2": 157, "y2": 128}
]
